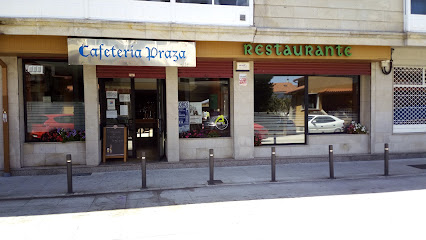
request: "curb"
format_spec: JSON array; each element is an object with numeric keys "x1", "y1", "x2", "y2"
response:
[{"x1": 1, "y1": 171, "x2": 425, "y2": 201}]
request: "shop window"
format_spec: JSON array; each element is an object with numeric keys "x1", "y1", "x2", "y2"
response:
[
  {"x1": 178, "y1": 78, "x2": 230, "y2": 138},
  {"x1": 254, "y1": 75, "x2": 306, "y2": 145},
  {"x1": 24, "y1": 60, "x2": 85, "y2": 142},
  {"x1": 393, "y1": 67, "x2": 426, "y2": 133},
  {"x1": 254, "y1": 75, "x2": 360, "y2": 145},
  {"x1": 307, "y1": 76, "x2": 360, "y2": 134}
]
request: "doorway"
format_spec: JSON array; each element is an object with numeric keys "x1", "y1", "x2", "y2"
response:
[{"x1": 99, "y1": 78, "x2": 166, "y2": 161}]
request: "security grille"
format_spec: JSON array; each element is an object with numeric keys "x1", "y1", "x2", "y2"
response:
[{"x1": 393, "y1": 67, "x2": 426, "y2": 128}]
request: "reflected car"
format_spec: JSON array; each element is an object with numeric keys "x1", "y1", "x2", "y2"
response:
[
  {"x1": 31, "y1": 114, "x2": 74, "y2": 138},
  {"x1": 308, "y1": 115, "x2": 344, "y2": 133},
  {"x1": 254, "y1": 123, "x2": 269, "y2": 139}
]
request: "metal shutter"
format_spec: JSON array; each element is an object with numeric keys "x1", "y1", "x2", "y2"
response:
[
  {"x1": 96, "y1": 66, "x2": 166, "y2": 78},
  {"x1": 254, "y1": 62, "x2": 371, "y2": 75},
  {"x1": 178, "y1": 61, "x2": 233, "y2": 78}
]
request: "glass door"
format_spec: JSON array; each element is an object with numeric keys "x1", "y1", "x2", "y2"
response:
[
  {"x1": 100, "y1": 77, "x2": 166, "y2": 161},
  {"x1": 99, "y1": 78, "x2": 134, "y2": 157}
]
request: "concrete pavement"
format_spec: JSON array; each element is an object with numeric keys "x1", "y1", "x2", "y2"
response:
[{"x1": 1, "y1": 158, "x2": 426, "y2": 200}]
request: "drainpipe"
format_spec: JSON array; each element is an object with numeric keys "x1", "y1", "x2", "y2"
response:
[{"x1": 0, "y1": 59, "x2": 10, "y2": 176}]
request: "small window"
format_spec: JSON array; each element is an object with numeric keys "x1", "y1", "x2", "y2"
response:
[{"x1": 412, "y1": 0, "x2": 426, "y2": 15}]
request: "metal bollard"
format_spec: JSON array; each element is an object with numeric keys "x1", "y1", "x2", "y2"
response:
[
  {"x1": 384, "y1": 143, "x2": 389, "y2": 176},
  {"x1": 328, "y1": 145, "x2": 335, "y2": 179},
  {"x1": 271, "y1": 147, "x2": 276, "y2": 182},
  {"x1": 273, "y1": 133, "x2": 277, "y2": 145},
  {"x1": 208, "y1": 149, "x2": 214, "y2": 185},
  {"x1": 66, "y1": 154, "x2": 73, "y2": 194},
  {"x1": 141, "y1": 152, "x2": 147, "y2": 189}
]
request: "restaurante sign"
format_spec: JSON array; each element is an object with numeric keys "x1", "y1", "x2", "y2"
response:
[{"x1": 244, "y1": 44, "x2": 352, "y2": 57}]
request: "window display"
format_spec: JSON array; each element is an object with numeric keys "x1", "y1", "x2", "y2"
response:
[
  {"x1": 178, "y1": 78, "x2": 230, "y2": 138},
  {"x1": 24, "y1": 60, "x2": 85, "y2": 142}
]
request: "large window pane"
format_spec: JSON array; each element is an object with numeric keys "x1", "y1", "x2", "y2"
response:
[
  {"x1": 254, "y1": 75, "x2": 306, "y2": 145},
  {"x1": 178, "y1": 78, "x2": 230, "y2": 138},
  {"x1": 24, "y1": 60, "x2": 85, "y2": 142},
  {"x1": 307, "y1": 76, "x2": 359, "y2": 134},
  {"x1": 412, "y1": 0, "x2": 426, "y2": 15}
]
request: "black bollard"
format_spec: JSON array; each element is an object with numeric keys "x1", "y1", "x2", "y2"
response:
[
  {"x1": 384, "y1": 143, "x2": 389, "y2": 176},
  {"x1": 329, "y1": 145, "x2": 335, "y2": 179},
  {"x1": 66, "y1": 154, "x2": 73, "y2": 194},
  {"x1": 271, "y1": 147, "x2": 276, "y2": 182},
  {"x1": 208, "y1": 149, "x2": 214, "y2": 185},
  {"x1": 141, "y1": 152, "x2": 147, "y2": 189}
]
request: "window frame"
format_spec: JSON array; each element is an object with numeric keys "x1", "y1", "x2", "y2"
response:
[
  {"x1": 405, "y1": 0, "x2": 426, "y2": 32},
  {"x1": 392, "y1": 65, "x2": 426, "y2": 133}
]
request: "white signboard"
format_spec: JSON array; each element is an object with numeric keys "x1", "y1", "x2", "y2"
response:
[
  {"x1": 120, "y1": 105, "x2": 128, "y2": 116},
  {"x1": 119, "y1": 94, "x2": 131, "y2": 102},
  {"x1": 106, "y1": 110, "x2": 118, "y2": 119},
  {"x1": 68, "y1": 38, "x2": 196, "y2": 67},
  {"x1": 239, "y1": 73, "x2": 247, "y2": 86},
  {"x1": 106, "y1": 91, "x2": 118, "y2": 99},
  {"x1": 189, "y1": 102, "x2": 202, "y2": 124}
]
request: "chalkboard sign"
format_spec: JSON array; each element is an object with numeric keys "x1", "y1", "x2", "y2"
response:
[{"x1": 103, "y1": 126, "x2": 128, "y2": 162}]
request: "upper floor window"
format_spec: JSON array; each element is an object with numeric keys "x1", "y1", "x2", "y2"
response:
[
  {"x1": 411, "y1": 0, "x2": 426, "y2": 15},
  {"x1": 405, "y1": 0, "x2": 426, "y2": 32}
]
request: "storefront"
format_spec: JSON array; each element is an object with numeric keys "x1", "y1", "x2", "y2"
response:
[{"x1": 6, "y1": 35, "x2": 426, "y2": 171}]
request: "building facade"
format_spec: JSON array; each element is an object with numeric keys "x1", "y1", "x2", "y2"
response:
[{"x1": 0, "y1": 0, "x2": 425, "y2": 173}]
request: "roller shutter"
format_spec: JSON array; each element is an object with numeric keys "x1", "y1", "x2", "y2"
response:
[
  {"x1": 96, "y1": 66, "x2": 166, "y2": 78},
  {"x1": 178, "y1": 61, "x2": 233, "y2": 78},
  {"x1": 254, "y1": 62, "x2": 371, "y2": 75}
]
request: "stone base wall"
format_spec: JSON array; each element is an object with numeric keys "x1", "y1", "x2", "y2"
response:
[
  {"x1": 23, "y1": 142, "x2": 86, "y2": 167},
  {"x1": 179, "y1": 138, "x2": 233, "y2": 160},
  {"x1": 254, "y1": 134, "x2": 369, "y2": 158}
]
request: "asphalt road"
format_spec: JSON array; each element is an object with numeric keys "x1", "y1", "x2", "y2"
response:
[{"x1": 1, "y1": 174, "x2": 426, "y2": 239}]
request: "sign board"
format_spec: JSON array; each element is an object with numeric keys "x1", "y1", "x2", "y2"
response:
[
  {"x1": 239, "y1": 73, "x2": 247, "y2": 86},
  {"x1": 178, "y1": 101, "x2": 190, "y2": 133},
  {"x1": 103, "y1": 126, "x2": 128, "y2": 162},
  {"x1": 68, "y1": 38, "x2": 196, "y2": 67},
  {"x1": 236, "y1": 62, "x2": 250, "y2": 71}
]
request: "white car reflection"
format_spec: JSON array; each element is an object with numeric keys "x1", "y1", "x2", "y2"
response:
[{"x1": 308, "y1": 115, "x2": 344, "y2": 133}]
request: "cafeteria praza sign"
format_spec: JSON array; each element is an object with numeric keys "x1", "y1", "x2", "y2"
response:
[{"x1": 68, "y1": 38, "x2": 196, "y2": 67}]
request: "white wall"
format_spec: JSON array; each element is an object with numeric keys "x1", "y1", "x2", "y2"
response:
[{"x1": 0, "y1": 0, "x2": 253, "y2": 27}]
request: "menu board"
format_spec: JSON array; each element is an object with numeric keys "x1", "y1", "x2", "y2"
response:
[{"x1": 103, "y1": 126, "x2": 127, "y2": 162}]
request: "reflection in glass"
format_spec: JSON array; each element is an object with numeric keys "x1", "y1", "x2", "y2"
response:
[
  {"x1": 176, "y1": 0, "x2": 212, "y2": 4},
  {"x1": 307, "y1": 76, "x2": 359, "y2": 134},
  {"x1": 24, "y1": 60, "x2": 85, "y2": 142},
  {"x1": 214, "y1": 0, "x2": 249, "y2": 6},
  {"x1": 178, "y1": 78, "x2": 230, "y2": 138},
  {"x1": 254, "y1": 75, "x2": 305, "y2": 145}
]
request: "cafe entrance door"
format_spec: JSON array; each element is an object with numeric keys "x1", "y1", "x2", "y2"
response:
[{"x1": 99, "y1": 77, "x2": 166, "y2": 161}]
